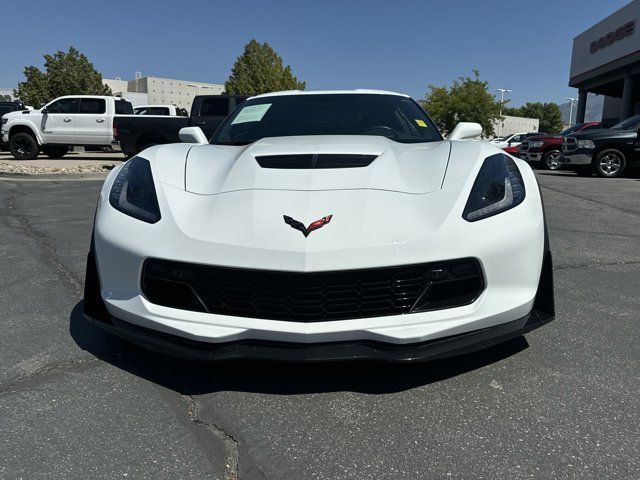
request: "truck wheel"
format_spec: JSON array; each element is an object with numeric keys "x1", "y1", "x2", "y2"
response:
[
  {"x1": 9, "y1": 133, "x2": 39, "y2": 160},
  {"x1": 593, "y1": 149, "x2": 626, "y2": 178},
  {"x1": 542, "y1": 150, "x2": 562, "y2": 170},
  {"x1": 42, "y1": 145, "x2": 68, "y2": 159}
]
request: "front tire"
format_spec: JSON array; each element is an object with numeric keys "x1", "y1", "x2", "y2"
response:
[
  {"x1": 42, "y1": 145, "x2": 68, "y2": 159},
  {"x1": 594, "y1": 149, "x2": 626, "y2": 178},
  {"x1": 9, "y1": 132, "x2": 39, "y2": 160},
  {"x1": 542, "y1": 150, "x2": 562, "y2": 170}
]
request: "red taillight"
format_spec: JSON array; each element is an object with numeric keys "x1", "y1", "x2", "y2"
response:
[{"x1": 113, "y1": 119, "x2": 118, "y2": 138}]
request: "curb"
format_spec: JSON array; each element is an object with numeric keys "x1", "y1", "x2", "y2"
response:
[{"x1": 0, "y1": 172, "x2": 110, "y2": 181}]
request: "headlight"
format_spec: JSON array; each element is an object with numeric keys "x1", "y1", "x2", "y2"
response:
[
  {"x1": 463, "y1": 153, "x2": 526, "y2": 222},
  {"x1": 109, "y1": 157, "x2": 161, "y2": 223},
  {"x1": 577, "y1": 140, "x2": 595, "y2": 149},
  {"x1": 530, "y1": 140, "x2": 544, "y2": 148}
]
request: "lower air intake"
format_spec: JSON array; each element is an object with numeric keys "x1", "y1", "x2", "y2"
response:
[{"x1": 141, "y1": 258, "x2": 484, "y2": 322}]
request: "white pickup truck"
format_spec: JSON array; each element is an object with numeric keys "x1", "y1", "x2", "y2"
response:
[{"x1": 0, "y1": 95, "x2": 134, "y2": 159}]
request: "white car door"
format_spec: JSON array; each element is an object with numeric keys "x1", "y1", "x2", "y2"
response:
[
  {"x1": 41, "y1": 98, "x2": 79, "y2": 143},
  {"x1": 76, "y1": 98, "x2": 109, "y2": 144}
]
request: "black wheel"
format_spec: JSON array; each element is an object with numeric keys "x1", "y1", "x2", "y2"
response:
[
  {"x1": 594, "y1": 149, "x2": 626, "y2": 178},
  {"x1": 542, "y1": 150, "x2": 562, "y2": 170},
  {"x1": 42, "y1": 145, "x2": 68, "y2": 159},
  {"x1": 9, "y1": 132, "x2": 39, "y2": 160}
]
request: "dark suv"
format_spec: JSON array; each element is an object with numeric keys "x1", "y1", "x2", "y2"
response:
[{"x1": 561, "y1": 115, "x2": 640, "y2": 177}]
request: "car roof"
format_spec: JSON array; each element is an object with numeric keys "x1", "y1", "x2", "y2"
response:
[
  {"x1": 51, "y1": 95, "x2": 127, "y2": 100},
  {"x1": 249, "y1": 89, "x2": 410, "y2": 100}
]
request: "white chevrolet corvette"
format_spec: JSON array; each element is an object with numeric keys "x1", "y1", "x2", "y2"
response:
[{"x1": 84, "y1": 90, "x2": 554, "y2": 361}]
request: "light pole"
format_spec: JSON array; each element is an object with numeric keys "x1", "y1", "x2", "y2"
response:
[
  {"x1": 565, "y1": 98, "x2": 577, "y2": 126},
  {"x1": 494, "y1": 88, "x2": 512, "y2": 137}
]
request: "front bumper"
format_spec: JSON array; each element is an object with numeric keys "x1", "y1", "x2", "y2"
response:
[
  {"x1": 85, "y1": 249, "x2": 555, "y2": 362},
  {"x1": 519, "y1": 152, "x2": 542, "y2": 163},
  {"x1": 88, "y1": 157, "x2": 553, "y2": 360},
  {"x1": 560, "y1": 150, "x2": 593, "y2": 166}
]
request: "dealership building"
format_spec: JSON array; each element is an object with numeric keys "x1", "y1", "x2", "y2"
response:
[
  {"x1": 104, "y1": 75, "x2": 224, "y2": 111},
  {"x1": 570, "y1": 0, "x2": 639, "y2": 126}
]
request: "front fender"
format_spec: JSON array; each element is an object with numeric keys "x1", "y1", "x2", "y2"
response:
[{"x1": 8, "y1": 120, "x2": 44, "y2": 145}]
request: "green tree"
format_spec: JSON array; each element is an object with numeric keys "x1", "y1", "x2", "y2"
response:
[
  {"x1": 14, "y1": 47, "x2": 111, "y2": 107},
  {"x1": 503, "y1": 102, "x2": 563, "y2": 133},
  {"x1": 421, "y1": 70, "x2": 502, "y2": 137},
  {"x1": 225, "y1": 40, "x2": 305, "y2": 96}
]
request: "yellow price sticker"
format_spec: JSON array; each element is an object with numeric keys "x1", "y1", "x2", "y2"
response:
[{"x1": 415, "y1": 119, "x2": 427, "y2": 127}]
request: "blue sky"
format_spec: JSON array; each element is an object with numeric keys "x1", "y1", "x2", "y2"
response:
[{"x1": 0, "y1": 0, "x2": 630, "y2": 107}]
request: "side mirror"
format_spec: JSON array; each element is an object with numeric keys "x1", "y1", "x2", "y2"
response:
[
  {"x1": 178, "y1": 126, "x2": 207, "y2": 144},
  {"x1": 449, "y1": 122, "x2": 483, "y2": 141}
]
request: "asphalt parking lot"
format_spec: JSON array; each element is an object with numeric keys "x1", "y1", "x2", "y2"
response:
[{"x1": 0, "y1": 169, "x2": 638, "y2": 479}]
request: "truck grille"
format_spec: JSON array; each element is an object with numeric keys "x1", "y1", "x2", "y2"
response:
[
  {"x1": 563, "y1": 137, "x2": 578, "y2": 152},
  {"x1": 141, "y1": 258, "x2": 485, "y2": 322}
]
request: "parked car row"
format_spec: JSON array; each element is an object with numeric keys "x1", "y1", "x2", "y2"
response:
[
  {"x1": 517, "y1": 122, "x2": 601, "y2": 170},
  {"x1": 560, "y1": 115, "x2": 640, "y2": 177},
  {"x1": 0, "y1": 94, "x2": 246, "y2": 160},
  {"x1": 494, "y1": 118, "x2": 640, "y2": 177}
]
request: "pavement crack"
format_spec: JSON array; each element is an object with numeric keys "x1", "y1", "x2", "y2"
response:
[
  {"x1": 0, "y1": 356, "x2": 102, "y2": 396},
  {"x1": 4, "y1": 193, "x2": 83, "y2": 296},
  {"x1": 184, "y1": 395, "x2": 240, "y2": 480},
  {"x1": 555, "y1": 260, "x2": 640, "y2": 270}
]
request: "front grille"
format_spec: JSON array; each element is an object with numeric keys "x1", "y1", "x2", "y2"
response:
[
  {"x1": 255, "y1": 154, "x2": 377, "y2": 169},
  {"x1": 520, "y1": 141, "x2": 529, "y2": 152},
  {"x1": 563, "y1": 137, "x2": 577, "y2": 152},
  {"x1": 142, "y1": 258, "x2": 485, "y2": 322}
]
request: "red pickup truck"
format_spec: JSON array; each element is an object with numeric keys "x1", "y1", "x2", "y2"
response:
[{"x1": 517, "y1": 122, "x2": 601, "y2": 169}]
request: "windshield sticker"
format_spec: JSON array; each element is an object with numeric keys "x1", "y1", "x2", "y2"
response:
[
  {"x1": 415, "y1": 119, "x2": 427, "y2": 127},
  {"x1": 231, "y1": 104, "x2": 272, "y2": 125}
]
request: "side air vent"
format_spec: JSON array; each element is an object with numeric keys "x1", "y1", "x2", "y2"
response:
[{"x1": 255, "y1": 154, "x2": 377, "y2": 169}]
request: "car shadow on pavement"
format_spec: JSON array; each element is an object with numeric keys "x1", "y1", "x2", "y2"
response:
[{"x1": 69, "y1": 301, "x2": 529, "y2": 395}]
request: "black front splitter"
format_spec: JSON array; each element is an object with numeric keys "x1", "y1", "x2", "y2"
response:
[{"x1": 85, "y1": 308, "x2": 553, "y2": 363}]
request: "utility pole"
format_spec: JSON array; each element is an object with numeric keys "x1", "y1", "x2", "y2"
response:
[
  {"x1": 494, "y1": 88, "x2": 512, "y2": 137},
  {"x1": 565, "y1": 98, "x2": 577, "y2": 126}
]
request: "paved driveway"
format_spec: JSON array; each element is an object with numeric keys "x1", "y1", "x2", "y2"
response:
[{"x1": 0, "y1": 170, "x2": 638, "y2": 479}]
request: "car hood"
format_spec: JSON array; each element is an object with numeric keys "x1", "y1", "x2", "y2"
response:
[
  {"x1": 2, "y1": 110, "x2": 29, "y2": 119},
  {"x1": 182, "y1": 136, "x2": 452, "y2": 195},
  {"x1": 523, "y1": 135, "x2": 561, "y2": 143},
  {"x1": 568, "y1": 128, "x2": 635, "y2": 139}
]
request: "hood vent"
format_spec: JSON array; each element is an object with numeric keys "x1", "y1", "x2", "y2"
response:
[{"x1": 255, "y1": 153, "x2": 377, "y2": 169}]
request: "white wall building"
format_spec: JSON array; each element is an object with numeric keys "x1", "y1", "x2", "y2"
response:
[
  {"x1": 104, "y1": 75, "x2": 224, "y2": 111},
  {"x1": 492, "y1": 115, "x2": 540, "y2": 138}
]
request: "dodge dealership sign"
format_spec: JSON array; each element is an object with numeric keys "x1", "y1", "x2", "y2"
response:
[{"x1": 590, "y1": 20, "x2": 636, "y2": 53}]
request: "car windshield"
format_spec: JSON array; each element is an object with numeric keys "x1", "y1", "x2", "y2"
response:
[
  {"x1": 611, "y1": 115, "x2": 640, "y2": 130},
  {"x1": 211, "y1": 94, "x2": 442, "y2": 145},
  {"x1": 558, "y1": 124, "x2": 584, "y2": 136}
]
